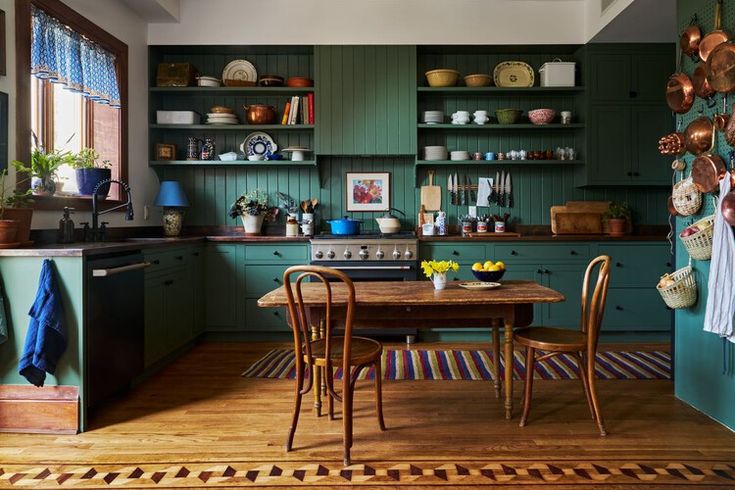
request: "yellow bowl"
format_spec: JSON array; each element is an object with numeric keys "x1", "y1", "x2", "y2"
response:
[
  {"x1": 425, "y1": 69, "x2": 460, "y2": 87},
  {"x1": 464, "y1": 74, "x2": 492, "y2": 87}
]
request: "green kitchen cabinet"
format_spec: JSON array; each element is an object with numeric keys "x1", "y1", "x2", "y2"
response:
[
  {"x1": 191, "y1": 246, "x2": 205, "y2": 335},
  {"x1": 632, "y1": 105, "x2": 674, "y2": 185},
  {"x1": 205, "y1": 244, "x2": 245, "y2": 332},
  {"x1": 316, "y1": 45, "x2": 417, "y2": 155},
  {"x1": 542, "y1": 264, "x2": 586, "y2": 328},
  {"x1": 144, "y1": 276, "x2": 167, "y2": 367}
]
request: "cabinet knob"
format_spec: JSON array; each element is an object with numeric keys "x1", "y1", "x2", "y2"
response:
[
  {"x1": 453, "y1": 277, "x2": 459, "y2": 281},
  {"x1": 543, "y1": 268, "x2": 550, "y2": 275},
  {"x1": 629, "y1": 90, "x2": 638, "y2": 98},
  {"x1": 537, "y1": 269, "x2": 543, "y2": 274},
  {"x1": 633, "y1": 172, "x2": 640, "y2": 177},
  {"x1": 511, "y1": 250, "x2": 518, "y2": 256},
  {"x1": 164, "y1": 279, "x2": 173, "y2": 286},
  {"x1": 273, "y1": 277, "x2": 280, "y2": 283},
  {"x1": 273, "y1": 250, "x2": 281, "y2": 256},
  {"x1": 273, "y1": 311, "x2": 280, "y2": 317},
  {"x1": 570, "y1": 250, "x2": 577, "y2": 255},
  {"x1": 175, "y1": 255, "x2": 183, "y2": 261},
  {"x1": 153, "y1": 259, "x2": 160, "y2": 265},
  {"x1": 452, "y1": 250, "x2": 459, "y2": 256},
  {"x1": 615, "y1": 305, "x2": 623, "y2": 311},
  {"x1": 666, "y1": 262, "x2": 672, "y2": 267},
  {"x1": 616, "y1": 262, "x2": 622, "y2": 267},
  {"x1": 626, "y1": 171, "x2": 633, "y2": 177},
  {"x1": 193, "y1": 252, "x2": 200, "y2": 257}
]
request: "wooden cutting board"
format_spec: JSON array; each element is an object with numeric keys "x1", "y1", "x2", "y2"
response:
[
  {"x1": 420, "y1": 170, "x2": 441, "y2": 211},
  {"x1": 551, "y1": 201, "x2": 610, "y2": 235}
]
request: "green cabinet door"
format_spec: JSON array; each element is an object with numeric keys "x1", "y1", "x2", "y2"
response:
[
  {"x1": 166, "y1": 268, "x2": 194, "y2": 350},
  {"x1": 588, "y1": 53, "x2": 631, "y2": 102},
  {"x1": 316, "y1": 45, "x2": 416, "y2": 155},
  {"x1": 191, "y1": 247, "x2": 205, "y2": 335},
  {"x1": 632, "y1": 51, "x2": 674, "y2": 102},
  {"x1": 144, "y1": 276, "x2": 167, "y2": 368},
  {"x1": 502, "y1": 264, "x2": 543, "y2": 325},
  {"x1": 632, "y1": 105, "x2": 674, "y2": 185},
  {"x1": 587, "y1": 105, "x2": 632, "y2": 184},
  {"x1": 205, "y1": 244, "x2": 245, "y2": 331},
  {"x1": 543, "y1": 264, "x2": 585, "y2": 329}
]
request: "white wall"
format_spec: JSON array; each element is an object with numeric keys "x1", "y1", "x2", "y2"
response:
[
  {"x1": 147, "y1": 0, "x2": 587, "y2": 45},
  {"x1": 2, "y1": 0, "x2": 155, "y2": 229}
]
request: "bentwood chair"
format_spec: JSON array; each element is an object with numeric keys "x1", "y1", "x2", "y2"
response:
[
  {"x1": 514, "y1": 255, "x2": 611, "y2": 436},
  {"x1": 283, "y1": 265, "x2": 385, "y2": 466}
]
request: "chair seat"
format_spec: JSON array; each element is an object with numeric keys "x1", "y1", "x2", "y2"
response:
[
  {"x1": 514, "y1": 327, "x2": 586, "y2": 351},
  {"x1": 306, "y1": 336, "x2": 382, "y2": 367}
]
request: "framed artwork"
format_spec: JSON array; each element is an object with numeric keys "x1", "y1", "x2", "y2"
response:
[
  {"x1": 155, "y1": 143, "x2": 176, "y2": 160},
  {"x1": 345, "y1": 172, "x2": 390, "y2": 212}
]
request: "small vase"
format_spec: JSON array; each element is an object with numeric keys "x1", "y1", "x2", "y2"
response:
[
  {"x1": 162, "y1": 208, "x2": 185, "y2": 236},
  {"x1": 241, "y1": 213, "x2": 265, "y2": 235},
  {"x1": 0, "y1": 219, "x2": 19, "y2": 244},
  {"x1": 432, "y1": 272, "x2": 447, "y2": 290},
  {"x1": 608, "y1": 218, "x2": 627, "y2": 237}
]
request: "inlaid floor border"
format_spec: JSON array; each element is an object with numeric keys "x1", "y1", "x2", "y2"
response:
[{"x1": 1, "y1": 460, "x2": 733, "y2": 487}]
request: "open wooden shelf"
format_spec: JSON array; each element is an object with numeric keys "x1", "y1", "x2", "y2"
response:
[
  {"x1": 150, "y1": 86, "x2": 314, "y2": 95},
  {"x1": 417, "y1": 86, "x2": 585, "y2": 94},
  {"x1": 415, "y1": 159, "x2": 583, "y2": 166},
  {"x1": 150, "y1": 124, "x2": 314, "y2": 130},
  {"x1": 417, "y1": 123, "x2": 584, "y2": 130},
  {"x1": 149, "y1": 160, "x2": 317, "y2": 167}
]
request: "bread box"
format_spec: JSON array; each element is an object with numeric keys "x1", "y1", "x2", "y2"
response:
[
  {"x1": 156, "y1": 110, "x2": 200, "y2": 125},
  {"x1": 539, "y1": 60, "x2": 576, "y2": 87},
  {"x1": 156, "y1": 63, "x2": 198, "y2": 87}
]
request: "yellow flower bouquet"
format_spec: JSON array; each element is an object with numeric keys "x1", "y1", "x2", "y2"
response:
[{"x1": 421, "y1": 260, "x2": 459, "y2": 290}]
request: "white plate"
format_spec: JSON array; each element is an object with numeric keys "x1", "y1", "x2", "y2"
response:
[
  {"x1": 222, "y1": 59, "x2": 258, "y2": 85},
  {"x1": 458, "y1": 282, "x2": 502, "y2": 291},
  {"x1": 240, "y1": 132, "x2": 277, "y2": 157}
]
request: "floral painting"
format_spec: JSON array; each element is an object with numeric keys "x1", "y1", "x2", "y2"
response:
[{"x1": 345, "y1": 172, "x2": 390, "y2": 212}]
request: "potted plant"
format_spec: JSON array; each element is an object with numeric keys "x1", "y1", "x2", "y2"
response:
[
  {"x1": 0, "y1": 169, "x2": 32, "y2": 245},
  {"x1": 229, "y1": 189, "x2": 270, "y2": 235},
  {"x1": 420, "y1": 259, "x2": 460, "y2": 290},
  {"x1": 13, "y1": 144, "x2": 72, "y2": 196},
  {"x1": 603, "y1": 201, "x2": 631, "y2": 237},
  {"x1": 70, "y1": 148, "x2": 111, "y2": 197}
]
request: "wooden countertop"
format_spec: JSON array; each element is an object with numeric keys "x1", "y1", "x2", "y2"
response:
[{"x1": 419, "y1": 234, "x2": 667, "y2": 242}]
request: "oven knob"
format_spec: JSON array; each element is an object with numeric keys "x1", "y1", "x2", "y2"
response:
[
  {"x1": 343, "y1": 249, "x2": 352, "y2": 259},
  {"x1": 392, "y1": 249, "x2": 401, "y2": 260},
  {"x1": 404, "y1": 249, "x2": 413, "y2": 259},
  {"x1": 314, "y1": 250, "x2": 323, "y2": 259},
  {"x1": 376, "y1": 249, "x2": 385, "y2": 259},
  {"x1": 327, "y1": 250, "x2": 336, "y2": 259},
  {"x1": 359, "y1": 249, "x2": 370, "y2": 260}
]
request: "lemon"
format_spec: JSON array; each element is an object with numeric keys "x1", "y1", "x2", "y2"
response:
[
  {"x1": 483, "y1": 260, "x2": 494, "y2": 270},
  {"x1": 487, "y1": 265, "x2": 501, "y2": 272},
  {"x1": 495, "y1": 261, "x2": 506, "y2": 270},
  {"x1": 472, "y1": 262, "x2": 483, "y2": 271}
]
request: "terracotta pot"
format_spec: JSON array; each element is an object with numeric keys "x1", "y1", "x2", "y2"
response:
[
  {"x1": 0, "y1": 219, "x2": 19, "y2": 244},
  {"x1": 3, "y1": 208, "x2": 33, "y2": 242},
  {"x1": 607, "y1": 218, "x2": 627, "y2": 237},
  {"x1": 244, "y1": 104, "x2": 276, "y2": 125}
]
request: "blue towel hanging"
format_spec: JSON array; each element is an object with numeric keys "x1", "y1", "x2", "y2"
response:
[{"x1": 18, "y1": 259, "x2": 67, "y2": 387}]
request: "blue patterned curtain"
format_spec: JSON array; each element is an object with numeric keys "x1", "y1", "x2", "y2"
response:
[{"x1": 31, "y1": 6, "x2": 121, "y2": 108}]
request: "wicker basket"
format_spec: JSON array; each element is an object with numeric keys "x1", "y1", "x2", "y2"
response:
[
  {"x1": 679, "y1": 215, "x2": 715, "y2": 260},
  {"x1": 657, "y1": 265, "x2": 697, "y2": 309},
  {"x1": 672, "y1": 176, "x2": 702, "y2": 216}
]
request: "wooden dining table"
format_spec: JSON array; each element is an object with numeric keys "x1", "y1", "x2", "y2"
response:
[{"x1": 258, "y1": 280, "x2": 565, "y2": 420}]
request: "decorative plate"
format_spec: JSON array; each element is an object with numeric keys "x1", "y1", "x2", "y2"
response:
[
  {"x1": 458, "y1": 281, "x2": 502, "y2": 291},
  {"x1": 240, "y1": 132, "x2": 277, "y2": 157},
  {"x1": 222, "y1": 59, "x2": 258, "y2": 85},
  {"x1": 493, "y1": 61, "x2": 535, "y2": 87}
]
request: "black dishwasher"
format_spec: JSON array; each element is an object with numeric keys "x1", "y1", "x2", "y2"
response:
[{"x1": 86, "y1": 252, "x2": 148, "y2": 409}]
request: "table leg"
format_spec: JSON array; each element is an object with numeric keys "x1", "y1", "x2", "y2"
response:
[
  {"x1": 492, "y1": 323, "x2": 501, "y2": 399},
  {"x1": 503, "y1": 315, "x2": 514, "y2": 420},
  {"x1": 311, "y1": 320, "x2": 322, "y2": 417}
]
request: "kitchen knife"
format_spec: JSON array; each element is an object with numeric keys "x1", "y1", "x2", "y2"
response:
[
  {"x1": 493, "y1": 171, "x2": 500, "y2": 205},
  {"x1": 453, "y1": 173, "x2": 459, "y2": 205},
  {"x1": 499, "y1": 170, "x2": 505, "y2": 207},
  {"x1": 464, "y1": 174, "x2": 470, "y2": 206},
  {"x1": 506, "y1": 172, "x2": 513, "y2": 208},
  {"x1": 468, "y1": 175, "x2": 475, "y2": 203},
  {"x1": 448, "y1": 174, "x2": 454, "y2": 206},
  {"x1": 459, "y1": 174, "x2": 466, "y2": 205}
]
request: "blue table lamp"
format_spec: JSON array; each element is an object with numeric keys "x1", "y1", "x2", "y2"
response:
[{"x1": 154, "y1": 181, "x2": 189, "y2": 236}]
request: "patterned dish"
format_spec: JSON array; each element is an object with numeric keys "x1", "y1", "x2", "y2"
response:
[
  {"x1": 493, "y1": 61, "x2": 535, "y2": 87},
  {"x1": 528, "y1": 108, "x2": 557, "y2": 125},
  {"x1": 240, "y1": 132, "x2": 277, "y2": 157},
  {"x1": 222, "y1": 59, "x2": 258, "y2": 86},
  {"x1": 458, "y1": 282, "x2": 502, "y2": 291}
]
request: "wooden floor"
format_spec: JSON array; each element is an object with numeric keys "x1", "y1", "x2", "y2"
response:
[{"x1": 1, "y1": 342, "x2": 734, "y2": 489}]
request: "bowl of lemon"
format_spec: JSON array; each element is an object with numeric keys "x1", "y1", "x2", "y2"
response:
[{"x1": 471, "y1": 260, "x2": 506, "y2": 282}]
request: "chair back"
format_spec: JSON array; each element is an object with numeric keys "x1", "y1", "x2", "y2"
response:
[
  {"x1": 578, "y1": 255, "x2": 611, "y2": 350},
  {"x1": 283, "y1": 265, "x2": 356, "y2": 373}
]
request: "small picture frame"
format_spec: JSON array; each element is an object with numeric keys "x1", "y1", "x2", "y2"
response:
[
  {"x1": 156, "y1": 143, "x2": 176, "y2": 161},
  {"x1": 345, "y1": 172, "x2": 390, "y2": 212}
]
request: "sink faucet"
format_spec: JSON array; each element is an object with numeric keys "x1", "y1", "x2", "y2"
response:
[{"x1": 88, "y1": 179, "x2": 133, "y2": 241}]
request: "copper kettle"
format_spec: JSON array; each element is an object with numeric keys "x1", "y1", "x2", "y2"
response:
[{"x1": 244, "y1": 104, "x2": 277, "y2": 125}]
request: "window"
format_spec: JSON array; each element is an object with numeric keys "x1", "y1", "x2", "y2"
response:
[{"x1": 16, "y1": 0, "x2": 128, "y2": 209}]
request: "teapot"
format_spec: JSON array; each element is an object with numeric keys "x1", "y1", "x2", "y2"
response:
[{"x1": 375, "y1": 208, "x2": 405, "y2": 234}]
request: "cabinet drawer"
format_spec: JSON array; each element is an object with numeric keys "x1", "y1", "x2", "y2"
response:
[
  {"x1": 420, "y1": 244, "x2": 486, "y2": 262},
  {"x1": 495, "y1": 244, "x2": 589, "y2": 263},
  {"x1": 245, "y1": 244, "x2": 308, "y2": 262},
  {"x1": 145, "y1": 247, "x2": 191, "y2": 274},
  {"x1": 598, "y1": 244, "x2": 671, "y2": 287},
  {"x1": 245, "y1": 299, "x2": 290, "y2": 331},
  {"x1": 245, "y1": 265, "x2": 294, "y2": 298},
  {"x1": 602, "y1": 288, "x2": 671, "y2": 331}
]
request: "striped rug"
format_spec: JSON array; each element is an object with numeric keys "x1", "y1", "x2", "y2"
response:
[{"x1": 243, "y1": 349, "x2": 671, "y2": 381}]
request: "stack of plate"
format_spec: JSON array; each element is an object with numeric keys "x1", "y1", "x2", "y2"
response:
[
  {"x1": 424, "y1": 145, "x2": 448, "y2": 161},
  {"x1": 450, "y1": 150, "x2": 470, "y2": 161},
  {"x1": 422, "y1": 110, "x2": 444, "y2": 124},
  {"x1": 206, "y1": 112, "x2": 239, "y2": 125}
]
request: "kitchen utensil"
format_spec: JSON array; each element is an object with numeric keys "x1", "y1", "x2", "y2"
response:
[
  {"x1": 218, "y1": 151, "x2": 238, "y2": 161},
  {"x1": 692, "y1": 152, "x2": 727, "y2": 193},
  {"x1": 680, "y1": 15, "x2": 702, "y2": 59},
  {"x1": 310, "y1": 198, "x2": 319, "y2": 211},
  {"x1": 222, "y1": 59, "x2": 258, "y2": 86},
  {"x1": 701, "y1": 0, "x2": 730, "y2": 62},
  {"x1": 496, "y1": 108, "x2": 522, "y2": 124},
  {"x1": 527, "y1": 108, "x2": 556, "y2": 125},
  {"x1": 506, "y1": 172, "x2": 513, "y2": 208},
  {"x1": 375, "y1": 208, "x2": 405, "y2": 234},
  {"x1": 421, "y1": 170, "x2": 442, "y2": 211},
  {"x1": 671, "y1": 174, "x2": 702, "y2": 216},
  {"x1": 423, "y1": 145, "x2": 448, "y2": 160},
  {"x1": 464, "y1": 73, "x2": 492, "y2": 87},
  {"x1": 468, "y1": 176, "x2": 475, "y2": 203},
  {"x1": 459, "y1": 282, "x2": 502, "y2": 291},
  {"x1": 285, "y1": 76, "x2": 313, "y2": 87},
  {"x1": 684, "y1": 116, "x2": 715, "y2": 155},
  {"x1": 693, "y1": 62, "x2": 715, "y2": 100},
  {"x1": 715, "y1": 95, "x2": 730, "y2": 131},
  {"x1": 447, "y1": 174, "x2": 454, "y2": 205},
  {"x1": 658, "y1": 132, "x2": 687, "y2": 155},
  {"x1": 425, "y1": 69, "x2": 460, "y2": 87},
  {"x1": 240, "y1": 132, "x2": 277, "y2": 157},
  {"x1": 465, "y1": 175, "x2": 471, "y2": 205},
  {"x1": 705, "y1": 35, "x2": 735, "y2": 93},
  {"x1": 472, "y1": 268, "x2": 506, "y2": 282},
  {"x1": 258, "y1": 75, "x2": 284, "y2": 87},
  {"x1": 493, "y1": 171, "x2": 500, "y2": 205},
  {"x1": 459, "y1": 174, "x2": 466, "y2": 205},
  {"x1": 325, "y1": 216, "x2": 362, "y2": 235},
  {"x1": 244, "y1": 104, "x2": 277, "y2": 124},
  {"x1": 493, "y1": 61, "x2": 534, "y2": 87},
  {"x1": 499, "y1": 171, "x2": 506, "y2": 207},
  {"x1": 453, "y1": 173, "x2": 459, "y2": 205},
  {"x1": 666, "y1": 72, "x2": 695, "y2": 114}
]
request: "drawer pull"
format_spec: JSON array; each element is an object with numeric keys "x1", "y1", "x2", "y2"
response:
[
  {"x1": 273, "y1": 250, "x2": 281, "y2": 257},
  {"x1": 666, "y1": 262, "x2": 672, "y2": 267},
  {"x1": 511, "y1": 250, "x2": 518, "y2": 255},
  {"x1": 616, "y1": 262, "x2": 622, "y2": 267},
  {"x1": 152, "y1": 259, "x2": 160, "y2": 265},
  {"x1": 570, "y1": 250, "x2": 577, "y2": 255},
  {"x1": 543, "y1": 269, "x2": 551, "y2": 275},
  {"x1": 452, "y1": 250, "x2": 459, "y2": 256},
  {"x1": 164, "y1": 280, "x2": 174, "y2": 286},
  {"x1": 175, "y1": 256, "x2": 184, "y2": 261},
  {"x1": 273, "y1": 311, "x2": 280, "y2": 316},
  {"x1": 537, "y1": 269, "x2": 543, "y2": 274},
  {"x1": 626, "y1": 171, "x2": 633, "y2": 177},
  {"x1": 193, "y1": 252, "x2": 200, "y2": 257},
  {"x1": 615, "y1": 305, "x2": 623, "y2": 311},
  {"x1": 453, "y1": 277, "x2": 459, "y2": 281},
  {"x1": 273, "y1": 277, "x2": 280, "y2": 283}
]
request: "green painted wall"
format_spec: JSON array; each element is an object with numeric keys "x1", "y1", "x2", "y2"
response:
[{"x1": 675, "y1": 0, "x2": 735, "y2": 431}]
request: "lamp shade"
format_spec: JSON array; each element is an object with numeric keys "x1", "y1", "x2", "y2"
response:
[{"x1": 154, "y1": 181, "x2": 189, "y2": 207}]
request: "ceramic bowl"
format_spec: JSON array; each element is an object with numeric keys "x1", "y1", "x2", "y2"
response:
[
  {"x1": 495, "y1": 108, "x2": 522, "y2": 124},
  {"x1": 450, "y1": 150, "x2": 470, "y2": 161},
  {"x1": 425, "y1": 69, "x2": 460, "y2": 87},
  {"x1": 528, "y1": 108, "x2": 557, "y2": 125},
  {"x1": 258, "y1": 75, "x2": 285, "y2": 87},
  {"x1": 472, "y1": 269, "x2": 506, "y2": 282},
  {"x1": 210, "y1": 105, "x2": 234, "y2": 114},
  {"x1": 196, "y1": 76, "x2": 221, "y2": 87},
  {"x1": 218, "y1": 152, "x2": 239, "y2": 161},
  {"x1": 464, "y1": 73, "x2": 492, "y2": 87},
  {"x1": 286, "y1": 76, "x2": 314, "y2": 87}
]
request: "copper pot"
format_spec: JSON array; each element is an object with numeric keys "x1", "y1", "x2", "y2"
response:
[
  {"x1": 244, "y1": 104, "x2": 276, "y2": 125},
  {"x1": 705, "y1": 40, "x2": 735, "y2": 93},
  {"x1": 693, "y1": 62, "x2": 715, "y2": 99},
  {"x1": 722, "y1": 192, "x2": 735, "y2": 225},
  {"x1": 684, "y1": 116, "x2": 715, "y2": 155},
  {"x1": 681, "y1": 20, "x2": 702, "y2": 58},
  {"x1": 700, "y1": 0, "x2": 730, "y2": 63},
  {"x1": 666, "y1": 73, "x2": 695, "y2": 114},
  {"x1": 692, "y1": 152, "x2": 727, "y2": 193}
]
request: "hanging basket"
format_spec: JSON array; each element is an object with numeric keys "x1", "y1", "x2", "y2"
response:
[
  {"x1": 672, "y1": 176, "x2": 702, "y2": 216},
  {"x1": 679, "y1": 215, "x2": 715, "y2": 261},
  {"x1": 656, "y1": 264, "x2": 697, "y2": 309}
]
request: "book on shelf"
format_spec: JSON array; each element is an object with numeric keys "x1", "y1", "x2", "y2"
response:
[
  {"x1": 290, "y1": 96, "x2": 301, "y2": 125},
  {"x1": 307, "y1": 93, "x2": 315, "y2": 125},
  {"x1": 281, "y1": 100, "x2": 291, "y2": 125}
]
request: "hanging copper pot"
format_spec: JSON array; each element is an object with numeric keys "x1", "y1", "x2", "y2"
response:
[
  {"x1": 700, "y1": 0, "x2": 730, "y2": 63},
  {"x1": 684, "y1": 116, "x2": 715, "y2": 155},
  {"x1": 692, "y1": 152, "x2": 727, "y2": 193},
  {"x1": 705, "y1": 39, "x2": 735, "y2": 93},
  {"x1": 666, "y1": 72, "x2": 695, "y2": 114},
  {"x1": 681, "y1": 17, "x2": 702, "y2": 58},
  {"x1": 693, "y1": 62, "x2": 716, "y2": 99}
]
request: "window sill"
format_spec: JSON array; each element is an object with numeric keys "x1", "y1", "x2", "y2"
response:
[{"x1": 29, "y1": 194, "x2": 126, "y2": 212}]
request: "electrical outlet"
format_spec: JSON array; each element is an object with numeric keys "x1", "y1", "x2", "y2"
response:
[{"x1": 144, "y1": 204, "x2": 149, "y2": 220}]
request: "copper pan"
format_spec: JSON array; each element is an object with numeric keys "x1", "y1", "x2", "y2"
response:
[
  {"x1": 700, "y1": 0, "x2": 730, "y2": 63},
  {"x1": 666, "y1": 73, "x2": 695, "y2": 114},
  {"x1": 692, "y1": 152, "x2": 727, "y2": 193},
  {"x1": 693, "y1": 62, "x2": 716, "y2": 99},
  {"x1": 705, "y1": 40, "x2": 735, "y2": 92},
  {"x1": 684, "y1": 116, "x2": 715, "y2": 155},
  {"x1": 681, "y1": 16, "x2": 702, "y2": 58},
  {"x1": 722, "y1": 153, "x2": 735, "y2": 224}
]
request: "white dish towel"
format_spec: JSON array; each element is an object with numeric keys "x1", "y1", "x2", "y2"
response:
[
  {"x1": 704, "y1": 176, "x2": 735, "y2": 343},
  {"x1": 476, "y1": 178, "x2": 493, "y2": 207}
]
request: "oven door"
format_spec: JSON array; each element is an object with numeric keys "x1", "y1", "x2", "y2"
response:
[{"x1": 311, "y1": 260, "x2": 418, "y2": 281}]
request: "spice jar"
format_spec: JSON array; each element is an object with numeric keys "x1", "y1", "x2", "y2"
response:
[{"x1": 286, "y1": 216, "x2": 299, "y2": 237}]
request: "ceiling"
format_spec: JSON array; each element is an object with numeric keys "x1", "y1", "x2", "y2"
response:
[{"x1": 591, "y1": 0, "x2": 676, "y2": 43}]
